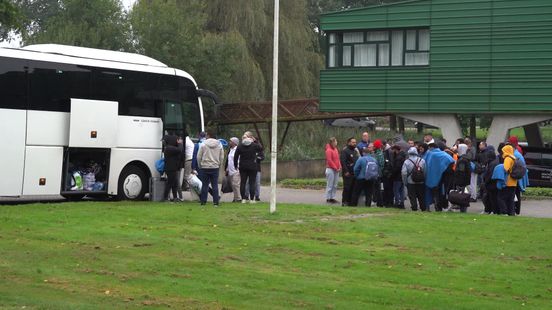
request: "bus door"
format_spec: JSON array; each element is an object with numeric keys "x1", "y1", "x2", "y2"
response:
[{"x1": 162, "y1": 101, "x2": 185, "y2": 137}]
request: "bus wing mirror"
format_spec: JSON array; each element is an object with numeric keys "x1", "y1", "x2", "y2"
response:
[{"x1": 197, "y1": 89, "x2": 221, "y2": 105}]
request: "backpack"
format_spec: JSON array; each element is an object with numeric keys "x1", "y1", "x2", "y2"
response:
[
  {"x1": 365, "y1": 160, "x2": 379, "y2": 180},
  {"x1": 509, "y1": 156, "x2": 527, "y2": 180},
  {"x1": 408, "y1": 158, "x2": 425, "y2": 183}
]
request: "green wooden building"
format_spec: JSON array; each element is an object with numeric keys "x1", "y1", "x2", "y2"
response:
[{"x1": 319, "y1": 0, "x2": 552, "y2": 146}]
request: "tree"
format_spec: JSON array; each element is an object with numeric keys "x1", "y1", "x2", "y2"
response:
[
  {"x1": 131, "y1": 0, "x2": 322, "y2": 103},
  {"x1": 18, "y1": 0, "x2": 131, "y2": 51},
  {"x1": 0, "y1": 0, "x2": 24, "y2": 41}
]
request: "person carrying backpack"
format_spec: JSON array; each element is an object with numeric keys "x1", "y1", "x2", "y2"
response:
[
  {"x1": 351, "y1": 145, "x2": 379, "y2": 207},
  {"x1": 450, "y1": 144, "x2": 473, "y2": 212},
  {"x1": 401, "y1": 147, "x2": 426, "y2": 211},
  {"x1": 391, "y1": 144, "x2": 407, "y2": 208},
  {"x1": 499, "y1": 144, "x2": 523, "y2": 215}
]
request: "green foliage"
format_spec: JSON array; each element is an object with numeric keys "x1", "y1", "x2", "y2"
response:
[
  {"x1": 0, "y1": 0, "x2": 23, "y2": 41},
  {"x1": 280, "y1": 178, "x2": 342, "y2": 189},
  {"x1": 19, "y1": 0, "x2": 131, "y2": 50},
  {"x1": 0, "y1": 201, "x2": 551, "y2": 308},
  {"x1": 524, "y1": 187, "x2": 552, "y2": 198}
]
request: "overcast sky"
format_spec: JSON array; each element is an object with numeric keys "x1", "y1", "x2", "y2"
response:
[{"x1": 0, "y1": 0, "x2": 138, "y2": 48}]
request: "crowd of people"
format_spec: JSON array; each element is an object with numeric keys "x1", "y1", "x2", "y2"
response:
[
  {"x1": 162, "y1": 130, "x2": 264, "y2": 206},
  {"x1": 325, "y1": 132, "x2": 528, "y2": 216}
]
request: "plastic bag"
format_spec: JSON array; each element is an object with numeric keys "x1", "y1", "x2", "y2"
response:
[
  {"x1": 83, "y1": 173, "x2": 96, "y2": 191},
  {"x1": 71, "y1": 172, "x2": 83, "y2": 191},
  {"x1": 187, "y1": 174, "x2": 202, "y2": 195},
  {"x1": 155, "y1": 158, "x2": 165, "y2": 174}
]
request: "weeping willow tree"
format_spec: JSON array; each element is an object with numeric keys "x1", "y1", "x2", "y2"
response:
[
  {"x1": 203, "y1": 0, "x2": 323, "y2": 101},
  {"x1": 131, "y1": 0, "x2": 323, "y2": 103}
]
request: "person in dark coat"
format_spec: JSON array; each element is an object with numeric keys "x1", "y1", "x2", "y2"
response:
[
  {"x1": 391, "y1": 145, "x2": 407, "y2": 208},
  {"x1": 340, "y1": 137, "x2": 359, "y2": 206},
  {"x1": 163, "y1": 134, "x2": 183, "y2": 201},
  {"x1": 234, "y1": 136, "x2": 263, "y2": 203},
  {"x1": 482, "y1": 144, "x2": 500, "y2": 214}
]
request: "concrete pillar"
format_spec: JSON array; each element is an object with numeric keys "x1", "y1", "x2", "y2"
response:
[
  {"x1": 486, "y1": 115, "x2": 552, "y2": 148},
  {"x1": 399, "y1": 114, "x2": 462, "y2": 145}
]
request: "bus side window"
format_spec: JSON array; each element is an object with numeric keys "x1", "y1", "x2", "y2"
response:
[{"x1": 0, "y1": 57, "x2": 27, "y2": 110}]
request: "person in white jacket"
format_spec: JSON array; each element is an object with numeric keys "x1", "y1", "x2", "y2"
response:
[{"x1": 197, "y1": 130, "x2": 224, "y2": 206}]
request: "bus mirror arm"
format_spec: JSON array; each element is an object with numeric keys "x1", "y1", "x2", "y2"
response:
[{"x1": 197, "y1": 89, "x2": 221, "y2": 105}]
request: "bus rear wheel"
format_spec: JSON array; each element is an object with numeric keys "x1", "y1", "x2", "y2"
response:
[{"x1": 117, "y1": 165, "x2": 147, "y2": 201}]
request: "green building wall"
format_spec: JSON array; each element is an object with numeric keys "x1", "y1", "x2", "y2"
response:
[{"x1": 319, "y1": 0, "x2": 552, "y2": 113}]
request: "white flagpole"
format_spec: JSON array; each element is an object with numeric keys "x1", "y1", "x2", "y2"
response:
[{"x1": 270, "y1": 0, "x2": 279, "y2": 214}]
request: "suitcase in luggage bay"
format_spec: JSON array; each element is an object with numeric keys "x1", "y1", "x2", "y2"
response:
[{"x1": 149, "y1": 177, "x2": 167, "y2": 202}]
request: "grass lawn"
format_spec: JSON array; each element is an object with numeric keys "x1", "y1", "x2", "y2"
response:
[{"x1": 0, "y1": 202, "x2": 551, "y2": 309}]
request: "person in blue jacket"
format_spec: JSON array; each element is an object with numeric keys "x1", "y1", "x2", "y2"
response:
[
  {"x1": 351, "y1": 145, "x2": 379, "y2": 207},
  {"x1": 424, "y1": 143, "x2": 455, "y2": 211},
  {"x1": 513, "y1": 147, "x2": 529, "y2": 215}
]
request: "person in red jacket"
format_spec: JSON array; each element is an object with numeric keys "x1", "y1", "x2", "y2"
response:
[{"x1": 325, "y1": 137, "x2": 342, "y2": 203}]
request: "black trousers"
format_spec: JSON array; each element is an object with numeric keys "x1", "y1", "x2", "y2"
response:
[
  {"x1": 382, "y1": 177, "x2": 394, "y2": 206},
  {"x1": 239, "y1": 168, "x2": 257, "y2": 200},
  {"x1": 373, "y1": 179, "x2": 384, "y2": 206},
  {"x1": 431, "y1": 183, "x2": 448, "y2": 212},
  {"x1": 497, "y1": 186, "x2": 516, "y2": 216},
  {"x1": 407, "y1": 183, "x2": 426, "y2": 211},
  {"x1": 342, "y1": 175, "x2": 355, "y2": 205},
  {"x1": 515, "y1": 187, "x2": 521, "y2": 215},
  {"x1": 164, "y1": 170, "x2": 179, "y2": 201},
  {"x1": 482, "y1": 187, "x2": 499, "y2": 214},
  {"x1": 350, "y1": 179, "x2": 375, "y2": 207}
]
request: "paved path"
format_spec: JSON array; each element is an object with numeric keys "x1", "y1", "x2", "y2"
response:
[
  {"x1": 2, "y1": 186, "x2": 551, "y2": 219},
  {"x1": 232, "y1": 186, "x2": 552, "y2": 219}
]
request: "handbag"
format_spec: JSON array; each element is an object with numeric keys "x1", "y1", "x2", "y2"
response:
[
  {"x1": 221, "y1": 175, "x2": 233, "y2": 194},
  {"x1": 448, "y1": 189, "x2": 470, "y2": 207}
]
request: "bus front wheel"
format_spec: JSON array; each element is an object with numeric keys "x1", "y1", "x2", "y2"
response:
[{"x1": 117, "y1": 165, "x2": 147, "y2": 201}]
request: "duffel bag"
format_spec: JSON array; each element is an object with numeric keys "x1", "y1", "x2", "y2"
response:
[{"x1": 448, "y1": 189, "x2": 470, "y2": 207}]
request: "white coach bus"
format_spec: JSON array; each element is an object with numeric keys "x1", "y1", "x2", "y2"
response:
[{"x1": 0, "y1": 44, "x2": 215, "y2": 201}]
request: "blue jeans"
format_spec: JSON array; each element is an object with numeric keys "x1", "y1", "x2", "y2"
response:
[
  {"x1": 393, "y1": 181, "x2": 405, "y2": 206},
  {"x1": 200, "y1": 168, "x2": 220, "y2": 204},
  {"x1": 325, "y1": 168, "x2": 339, "y2": 200},
  {"x1": 245, "y1": 171, "x2": 262, "y2": 199}
]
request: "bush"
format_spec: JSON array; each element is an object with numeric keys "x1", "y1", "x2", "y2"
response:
[{"x1": 280, "y1": 178, "x2": 342, "y2": 189}]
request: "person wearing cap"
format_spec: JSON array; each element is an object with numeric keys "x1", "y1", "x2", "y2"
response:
[
  {"x1": 508, "y1": 136, "x2": 523, "y2": 154},
  {"x1": 402, "y1": 147, "x2": 426, "y2": 211},
  {"x1": 225, "y1": 137, "x2": 241, "y2": 202}
]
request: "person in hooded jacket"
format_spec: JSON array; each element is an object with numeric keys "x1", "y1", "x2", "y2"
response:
[
  {"x1": 197, "y1": 130, "x2": 224, "y2": 206},
  {"x1": 497, "y1": 144, "x2": 519, "y2": 215},
  {"x1": 235, "y1": 135, "x2": 263, "y2": 203},
  {"x1": 324, "y1": 137, "x2": 342, "y2": 204},
  {"x1": 372, "y1": 139, "x2": 385, "y2": 207},
  {"x1": 402, "y1": 147, "x2": 426, "y2": 211},
  {"x1": 163, "y1": 134, "x2": 183, "y2": 202},
  {"x1": 482, "y1": 144, "x2": 501, "y2": 214},
  {"x1": 424, "y1": 143, "x2": 455, "y2": 211}
]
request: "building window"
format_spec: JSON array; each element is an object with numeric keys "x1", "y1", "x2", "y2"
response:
[{"x1": 326, "y1": 28, "x2": 430, "y2": 68}]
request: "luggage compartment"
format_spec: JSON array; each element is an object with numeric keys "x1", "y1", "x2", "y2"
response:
[{"x1": 61, "y1": 148, "x2": 110, "y2": 197}]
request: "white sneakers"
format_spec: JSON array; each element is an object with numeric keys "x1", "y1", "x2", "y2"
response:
[
  {"x1": 241, "y1": 199, "x2": 256, "y2": 204},
  {"x1": 241, "y1": 199, "x2": 247, "y2": 204}
]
